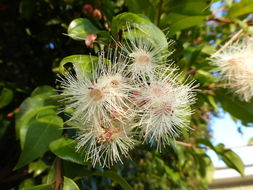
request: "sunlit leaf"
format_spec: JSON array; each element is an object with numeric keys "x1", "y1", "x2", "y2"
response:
[
  {"x1": 63, "y1": 177, "x2": 80, "y2": 190},
  {"x1": 67, "y1": 18, "x2": 99, "y2": 40}
]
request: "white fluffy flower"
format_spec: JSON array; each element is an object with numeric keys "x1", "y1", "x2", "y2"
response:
[
  {"x1": 131, "y1": 69, "x2": 197, "y2": 149},
  {"x1": 117, "y1": 25, "x2": 174, "y2": 80},
  {"x1": 75, "y1": 120, "x2": 135, "y2": 167},
  {"x1": 58, "y1": 52, "x2": 134, "y2": 125},
  {"x1": 210, "y1": 38, "x2": 253, "y2": 101}
]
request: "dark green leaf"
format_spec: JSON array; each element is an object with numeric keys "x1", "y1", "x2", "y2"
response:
[
  {"x1": 165, "y1": 0, "x2": 210, "y2": 16},
  {"x1": 165, "y1": 13, "x2": 205, "y2": 34},
  {"x1": 94, "y1": 171, "x2": 133, "y2": 190},
  {"x1": 15, "y1": 115, "x2": 63, "y2": 169},
  {"x1": 15, "y1": 86, "x2": 58, "y2": 147},
  {"x1": 124, "y1": 0, "x2": 156, "y2": 21},
  {"x1": 0, "y1": 88, "x2": 14, "y2": 108},
  {"x1": 49, "y1": 138, "x2": 89, "y2": 166},
  {"x1": 26, "y1": 184, "x2": 54, "y2": 190},
  {"x1": 68, "y1": 18, "x2": 99, "y2": 40},
  {"x1": 216, "y1": 89, "x2": 253, "y2": 125}
]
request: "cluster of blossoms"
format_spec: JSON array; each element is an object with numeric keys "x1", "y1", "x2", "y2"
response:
[
  {"x1": 59, "y1": 27, "x2": 197, "y2": 167},
  {"x1": 210, "y1": 37, "x2": 253, "y2": 102}
]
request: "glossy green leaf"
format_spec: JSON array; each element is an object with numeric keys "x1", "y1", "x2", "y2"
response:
[
  {"x1": 111, "y1": 12, "x2": 167, "y2": 48},
  {"x1": 58, "y1": 55, "x2": 98, "y2": 75},
  {"x1": 49, "y1": 138, "x2": 88, "y2": 165},
  {"x1": 63, "y1": 177, "x2": 80, "y2": 190},
  {"x1": 67, "y1": 18, "x2": 99, "y2": 40},
  {"x1": 15, "y1": 86, "x2": 58, "y2": 147},
  {"x1": 16, "y1": 86, "x2": 57, "y2": 121},
  {"x1": 215, "y1": 144, "x2": 245, "y2": 176},
  {"x1": 28, "y1": 160, "x2": 49, "y2": 177},
  {"x1": 26, "y1": 184, "x2": 53, "y2": 190},
  {"x1": 228, "y1": 0, "x2": 253, "y2": 18},
  {"x1": 15, "y1": 114, "x2": 63, "y2": 169},
  {"x1": 0, "y1": 88, "x2": 14, "y2": 108}
]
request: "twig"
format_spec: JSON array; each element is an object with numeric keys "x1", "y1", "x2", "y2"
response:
[
  {"x1": 209, "y1": 18, "x2": 234, "y2": 24},
  {"x1": 211, "y1": 29, "x2": 243, "y2": 58}
]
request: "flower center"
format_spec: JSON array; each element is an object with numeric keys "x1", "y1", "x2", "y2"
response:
[
  {"x1": 135, "y1": 54, "x2": 151, "y2": 67},
  {"x1": 89, "y1": 88, "x2": 103, "y2": 102},
  {"x1": 97, "y1": 128, "x2": 120, "y2": 144},
  {"x1": 110, "y1": 79, "x2": 120, "y2": 87},
  {"x1": 228, "y1": 58, "x2": 239, "y2": 65}
]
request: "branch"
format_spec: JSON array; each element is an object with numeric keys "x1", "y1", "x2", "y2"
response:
[
  {"x1": 176, "y1": 141, "x2": 253, "y2": 150},
  {"x1": 209, "y1": 18, "x2": 234, "y2": 24}
]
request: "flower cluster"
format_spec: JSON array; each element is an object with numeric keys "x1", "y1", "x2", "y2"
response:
[
  {"x1": 210, "y1": 38, "x2": 253, "y2": 102},
  {"x1": 59, "y1": 26, "x2": 197, "y2": 167}
]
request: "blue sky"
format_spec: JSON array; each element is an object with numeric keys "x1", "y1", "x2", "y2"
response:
[{"x1": 208, "y1": 112, "x2": 253, "y2": 167}]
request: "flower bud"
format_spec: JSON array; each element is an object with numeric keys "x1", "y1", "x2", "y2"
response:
[
  {"x1": 92, "y1": 8, "x2": 103, "y2": 20},
  {"x1": 82, "y1": 4, "x2": 93, "y2": 15},
  {"x1": 85, "y1": 33, "x2": 97, "y2": 48}
]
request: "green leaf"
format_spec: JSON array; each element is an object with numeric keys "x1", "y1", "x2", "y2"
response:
[
  {"x1": 28, "y1": 160, "x2": 48, "y2": 177},
  {"x1": 165, "y1": 13, "x2": 205, "y2": 34},
  {"x1": 49, "y1": 138, "x2": 89, "y2": 166},
  {"x1": 19, "y1": 178, "x2": 35, "y2": 190},
  {"x1": 94, "y1": 171, "x2": 133, "y2": 190},
  {"x1": 0, "y1": 88, "x2": 14, "y2": 108},
  {"x1": 216, "y1": 89, "x2": 253, "y2": 125},
  {"x1": 15, "y1": 85, "x2": 58, "y2": 146},
  {"x1": 58, "y1": 55, "x2": 98, "y2": 75},
  {"x1": 165, "y1": 0, "x2": 210, "y2": 16},
  {"x1": 63, "y1": 177, "x2": 80, "y2": 190},
  {"x1": 62, "y1": 161, "x2": 91, "y2": 179},
  {"x1": 214, "y1": 144, "x2": 245, "y2": 176},
  {"x1": 228, "y1": 0, "x2": 253, "y2": 18},
  {"x1": 46, "y1": 162, "x2": 56, "y2": 184},
  {"x1": 15, "y1": 114, "x2": 63, "y2": 169},
  {"x1": 124, "y1": 0, "x2": 156, "y2": 21},
  {"x1": 67, "y1": 18, "x2": 99, "y2": 40},
  {"x1": 111, "y1": 12, "x2": 167, "y2": 48},
  {"x1": 26, "y1": 184, "x2": 53, "y2": 190},
  {"x1": 31, "y1": 86, "x2": 56, "y2": 97}
]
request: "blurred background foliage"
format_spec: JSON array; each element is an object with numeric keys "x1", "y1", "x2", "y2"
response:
[{"x1": 1, "y1": 0, "x2": 253, "y2": 189}]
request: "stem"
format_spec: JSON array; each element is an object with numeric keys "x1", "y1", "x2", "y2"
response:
[
  {"x1": 54, "y1": 157, "x2": 63, "y2": 190},
  {"x1": 157, "y1": 0, "x2": 163, "y2": 26}
]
